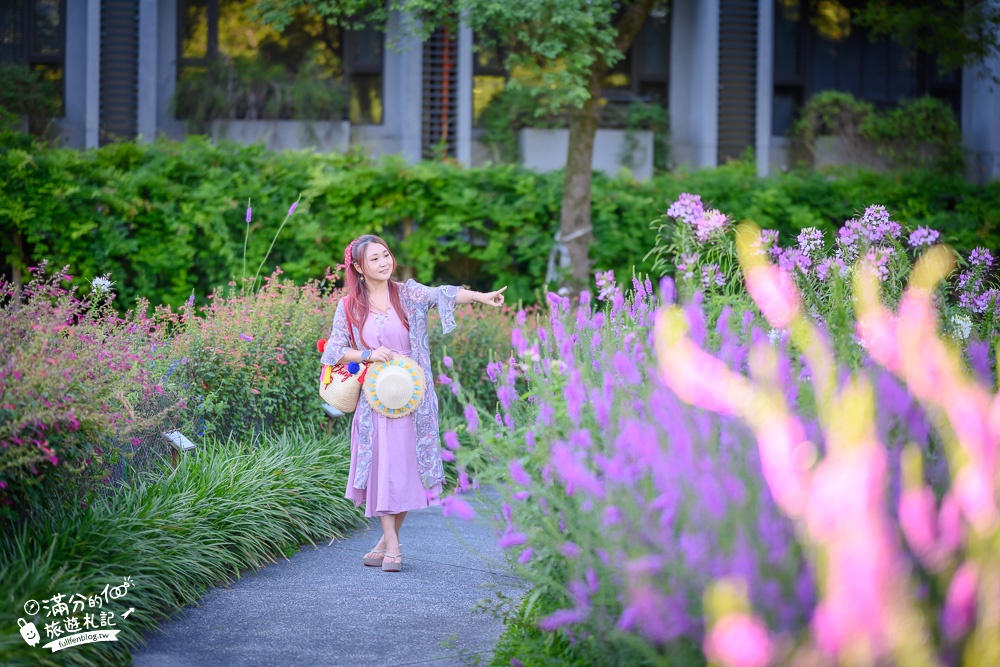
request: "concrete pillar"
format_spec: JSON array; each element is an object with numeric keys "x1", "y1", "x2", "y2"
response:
[
  {"x1": 456, "y1": 18, "x2": 473, "y2": 167},
  {"x1": 61, "y1": 0, "x2": 88, "y2": 148},
  {"x1": 755, "y1": 0, "x2": 774, "y2": 177},
  {"x1": 84, "y1": 0, "x2": 101, "y2": 148},
  {"x1": 961, "y1": 8, "x2": 1000, "y2": 184},
  {"x1": 156, "y1": 0, "x2": 185, "y2": 140},
  {"x1": 398, "y1": 22, "x2": 423, "y2": 163},
  {"x1": 669, "y1": 0, "x2": 720, "y2": 169},
  {"x1": 137, "y1": 0, "x2": 158, "y2": 142}
]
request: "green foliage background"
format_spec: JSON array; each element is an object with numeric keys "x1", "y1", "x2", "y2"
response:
[{"x1": 1, "y1": 136, "x2": 999, "y2": 311}]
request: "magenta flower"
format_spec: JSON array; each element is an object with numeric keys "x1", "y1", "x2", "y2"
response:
[
  {"x1": 443, "y1": 431, "x2": 461, "y2": 450},
  {"x1": 442, "y1": 355, "x2": 453, "y2": 369},
  {"x1": 509, "y1": 459, "x2": 532, "y2": 487},
  {"x1": 442, "y1": 494, "x2": 476, "y2": 521},
  {"x1": 550, "y1": 442, "x2": 605, "y2": 498},
  {"x1": 498, "y1": 530, "x2": 528, "y2": 549},
  {"x1": 463, "y1": 404, "x2": 479, "y2": 433}
]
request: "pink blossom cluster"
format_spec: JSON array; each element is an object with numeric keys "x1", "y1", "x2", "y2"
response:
[{"x1": 667, "y1": 193, "x2": 731, "y2": 242}]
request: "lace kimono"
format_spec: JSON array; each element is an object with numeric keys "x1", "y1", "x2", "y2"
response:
[{"x1": 321, "y1": 279, "x2": 460, "y2": 490}]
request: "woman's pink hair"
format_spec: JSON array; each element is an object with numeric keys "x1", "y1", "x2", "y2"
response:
[{"x1": 343, "y1": 234, "x2": 409, "y2": 349}]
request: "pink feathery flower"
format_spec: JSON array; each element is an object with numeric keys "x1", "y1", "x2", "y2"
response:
[
  {"x1": 899, "y1": 486, "x2": 946, "y2": 571},
  {"x1": 695, "y1": 208, "x2": 729, "y2": 242},
  {"x1": 942, "y1": 562, "x2": 979, "y2": 641},
  {"x1": 744, "y1": 264, "x2": 800, "y2": 329},
  {"x1": 857, "y1": 309, "x2": 900, "y2": 374},
  {"x1": 704, "y1": 613, "x2": 773, "y2": 667}
]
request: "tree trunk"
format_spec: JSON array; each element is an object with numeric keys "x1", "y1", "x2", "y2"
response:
[
  {"x1": 556, "y1": 0, "x2": 656, "y2": 292},
  {"x1": 559, "y1": 77, "x2": 603, "y2": 292}
]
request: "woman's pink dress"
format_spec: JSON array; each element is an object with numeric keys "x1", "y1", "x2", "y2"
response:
[{"x1": 344, "y1": 304, "x2": 443, "y2": 517}]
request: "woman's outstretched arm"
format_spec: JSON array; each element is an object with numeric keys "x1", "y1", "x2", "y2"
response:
[{"x1": 456, "y1": 286, "x2": 507, "y2": 307}]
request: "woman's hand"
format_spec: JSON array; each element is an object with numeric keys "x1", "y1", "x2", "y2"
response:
[
  {"x1": 369, "y1": 346, "x2": 395, "y2": 363},
  {"x1": 478, "y1": 286, "x2": 507, "y2": 307}
]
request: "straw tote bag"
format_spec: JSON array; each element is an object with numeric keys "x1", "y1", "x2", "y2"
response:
[{"x1": 318, "y1": 299, "x2": 367, "y2": 413}]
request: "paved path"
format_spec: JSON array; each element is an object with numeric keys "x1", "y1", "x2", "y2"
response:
[{"x1": 132, "y1": 493, "x2": 520, "y2": 667}]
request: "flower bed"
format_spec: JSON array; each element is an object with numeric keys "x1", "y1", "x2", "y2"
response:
[{"x1": 446, "y1": 197, "x2": 999, "y2": 665}]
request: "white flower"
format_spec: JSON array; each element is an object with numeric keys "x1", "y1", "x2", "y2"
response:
[
  {"x1": 951, "y1": 314, "x2": 973, "y2": 340},
  {"x1": 91, "y1": 275, "x2": 115, "y2": 294},
  {"x1": 768, "y1": 328, "x2": 784, "y2": 346}
]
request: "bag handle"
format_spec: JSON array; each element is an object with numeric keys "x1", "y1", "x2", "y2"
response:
[{"x1": 345, "y1": 295, "x2": 359, "y2": 352}]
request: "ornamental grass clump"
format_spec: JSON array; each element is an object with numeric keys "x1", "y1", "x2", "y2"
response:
[{"x1": 0, "y1": 263, "x2": 173, "y2": 520}]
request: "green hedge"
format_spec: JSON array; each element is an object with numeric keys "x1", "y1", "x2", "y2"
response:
[{"x1": 2, "y1": 135, "x2": 998, "y2": 310}]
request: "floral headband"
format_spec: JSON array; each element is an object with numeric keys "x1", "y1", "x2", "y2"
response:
[{"x1": 345, "y1": 237, "x2": 360, "y2": 269}]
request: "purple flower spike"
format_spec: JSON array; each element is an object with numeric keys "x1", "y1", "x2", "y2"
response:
[
  {"x1": 239, "y1": 333, "x2": 253, "y2": 342},
  {"x1": 288, "y1": 201, "x2": 298, "y2": 216},
  {"x1": 246, "y1": 206, "x2": 252, "y2": 224}
]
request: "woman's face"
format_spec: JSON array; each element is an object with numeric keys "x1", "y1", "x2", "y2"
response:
[{"x1": 357, "y1": 243, "x2": 394, "y2": 283}]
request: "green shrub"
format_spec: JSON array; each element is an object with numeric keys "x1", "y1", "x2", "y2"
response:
[
  {"x1": 0, "y1": 64, "x2": 61, "y2": 138},
  {"x1": 791, "y1": 91, "x2": 964, "y2": 174}
]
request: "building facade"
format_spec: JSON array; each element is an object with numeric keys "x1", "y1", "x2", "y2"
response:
[{"x1": 3, "y1": 0, "x2": 998, "y2": 182}]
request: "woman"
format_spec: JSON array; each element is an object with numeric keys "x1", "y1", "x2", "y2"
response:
[{"x1": 321, "y1": 235, "x2": 507, "y2": 572}]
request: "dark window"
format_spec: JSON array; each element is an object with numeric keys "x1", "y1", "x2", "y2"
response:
[
  {"x1": 771, "y1": 0, "x2": 960, "y2": 136},
  {"x1": 177, "y1": 0, "x2": 384, "y2": 124},
  {"x1": 0, "y1": 0, "x2": 65, "y2": 114},
  {"x1": 472, "y1": 32, "x2": 505, "y2": 126},
  {"x1": 602, "y1": 9, "x2": 670, "y2": 106}
]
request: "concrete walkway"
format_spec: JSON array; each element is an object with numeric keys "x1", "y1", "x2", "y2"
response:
[{"x1": 132, "y1": 494, "x2": 520, "y2": 667}]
